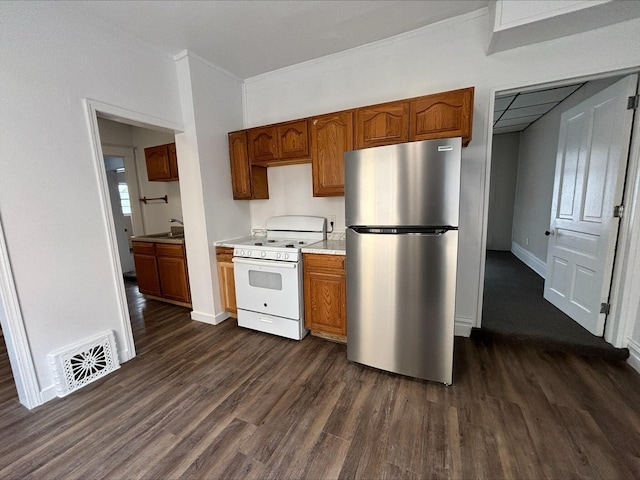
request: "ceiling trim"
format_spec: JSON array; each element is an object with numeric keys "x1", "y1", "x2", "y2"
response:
[{"x1": 174, "y1": 50, "x2": 244, "y2": 84}]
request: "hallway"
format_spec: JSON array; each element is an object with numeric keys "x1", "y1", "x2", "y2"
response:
[{"x1": 481, "y1": 250, "x2": 626, "y2": 358}]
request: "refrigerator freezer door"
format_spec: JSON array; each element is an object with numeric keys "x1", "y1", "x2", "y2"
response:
[
  {"x1": 346, "y1": 228, "x2": 458, "y2": 383},
  {"x1": 345, "y1": 138, "x2": 461, "y2": 228}
]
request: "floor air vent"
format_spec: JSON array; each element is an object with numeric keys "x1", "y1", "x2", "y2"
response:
[{"x1": 49, "y1": 331, "x2": 120, "y2": 397}]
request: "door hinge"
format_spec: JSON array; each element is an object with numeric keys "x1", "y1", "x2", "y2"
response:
[
  {"x1": 600, "y1": 303, "x2": 610, "y2": 315},
  {"x1": 614, "y1": 205, "x2": 624, "y2": 218},
  {"x1": 628, "y1": 95, "x2": 639, "y2": 110}
]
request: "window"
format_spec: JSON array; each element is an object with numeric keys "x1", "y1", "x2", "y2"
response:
[{"x1": 116, "y1": 169, "x2": 131, "y2": 215}]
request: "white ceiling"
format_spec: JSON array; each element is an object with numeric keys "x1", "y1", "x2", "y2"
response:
[{"x1": 60, "y1": 0, "x2": 489, "y2": 79}]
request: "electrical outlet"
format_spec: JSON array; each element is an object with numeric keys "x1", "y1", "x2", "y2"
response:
[
  {"x1": 328, "y1": 215, "x2": 336, "y2": 228},
  {"x1": 525, "y1": 237, "x2": 530, "y2": 246}
]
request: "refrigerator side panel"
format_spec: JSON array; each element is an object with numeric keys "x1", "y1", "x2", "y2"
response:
[
  {"x1": 345, "y1": 138, "x2": 461, "y2": 228},
  {"x1": 346, "y1": 229, "x2": 458, "y2": 383}
]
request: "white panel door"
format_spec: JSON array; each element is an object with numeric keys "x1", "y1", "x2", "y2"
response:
[{"x1": 544, "y1": 75, "x2": 637, "y2": 335}]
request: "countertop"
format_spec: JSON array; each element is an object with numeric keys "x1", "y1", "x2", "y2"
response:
[
  {"x1": 214, "y1": 236, "x2": 260, "y2": 248},
  {"x1": 215, "y1": 235, "x2": 346, "y2": 255},
  {"x1": 131, "y1": 233, "x2": 185, "y2": 245},
  {"x1": 301, "y1": 239, "x2": 346, "y2": 255}
]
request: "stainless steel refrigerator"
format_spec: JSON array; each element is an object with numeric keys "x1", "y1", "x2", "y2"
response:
[{"x1": 345, "y1": 137, "x2": 461, "y2": 384}]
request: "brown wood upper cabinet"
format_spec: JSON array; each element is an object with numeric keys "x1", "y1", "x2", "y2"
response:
[
  {"x1": 247, "y1": 119, "x2": 310, "y2": 166},
  {"x1": 228, "y1": 86, "x2": 474, "y2": 198},
  {"x1": 409, "y1": 87, "x2": 474, "y2": 146},
  {"x1": 277, "y1": 119, "x2": 309, "y2": 160},
  {"x1": 248, "y1": 126, "x2": 278, "y2": 163},
  {"x1": 355, "y1": 101, "x2": 409, "y2": 149},
  {"x1": 144, "y1": 142, "x2": 179, "y2": 181},
  {"x1": 228, "y1": 130, "x2": 269, "y2": 200},
  {"x1": 310, "y1": 110, "x2": 354, "y2": 197}
]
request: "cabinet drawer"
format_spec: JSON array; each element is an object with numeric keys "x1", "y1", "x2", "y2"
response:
[
  {"x1": 304, "y1": 253, "x2": 345, "y2": 272},
  {"x1": 216, "y1": 253, "x2": 233, "y2": 263},
  {"x1": 155, "y1": 243, "x2": 184, "y2": 258},
  {"x1": 216, "y1": 246, "x2": 234, "y2": 263},
  {"x1": 132, "y1": 241, "x2": 156, "y2": 255}
]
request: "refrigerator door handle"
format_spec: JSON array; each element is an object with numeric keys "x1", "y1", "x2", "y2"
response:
[{"x1": 350, "y1": 227, "x2": 456, "y2": 235}]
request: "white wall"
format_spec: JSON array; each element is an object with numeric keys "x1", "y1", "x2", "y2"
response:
[
  {"x1": 487, "y1": 133, "x2": 520, "y2": 251},
  {"x1": 175, "y1": 52, "x2": 250, "y2": 325},
  {"x1": 512, "y1": 77, "x2": 622, "y2": 265},
  {"x1": 98, "y1": 118, "x2": 182, "y2": 236},
  {"x1": 0, "y1": 2, "x2": 183, "y2": 401},
  {"x1": 130, "y1": 126, "x2": 183, "y2": 234},
  {"x1": 242, "y1": 8, "x2": 640, "y2": 329}
]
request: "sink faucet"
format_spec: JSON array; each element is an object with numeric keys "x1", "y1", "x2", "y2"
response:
[{"x1": 169, "y1": 218, "x2": 184, "y2": 225}]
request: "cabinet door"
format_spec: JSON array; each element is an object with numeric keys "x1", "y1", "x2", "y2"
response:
[
  {"x1": 310, "y1": 111, "x2": 354, "y2": 197},
  {"x1": 167, "y1": 142, "x2": 179, "y2": 180},
  {"x1": 228, "y1": 131, "x2": 253, "y2": 200},
  {"x1": 133, "y1": 253, "x2": 161, "y2": 297},
  {"x1": 217, "y1": 262, "x2": 237, "y2": 314},
  {"x1": 157, "y1": 255, "x2": 191, "y2": 303},
  {"x1": 355, "y1": 101, "x2": 409, "y2": 149},
  {"x1": 303, "y1": 254, "x2": 347, "y2": 336},
  {"x1": 144, "y1": 144, "x2": 172, "y2": 181},
  {"x1": 277, "y1": 119, "x2": 309, "y2": 160},
  {"x1": 228, "y1": 131, "x2": 269, "y2": 200},
  {"x1": 216, "y1": 247, "x2": 237, "y2": 314},
  {"x1": 409, "y1": 87, "x2": 474, "y2": 146},
  {"x1": 248, "y1": 126, "x2": 278, "y2": 164}
]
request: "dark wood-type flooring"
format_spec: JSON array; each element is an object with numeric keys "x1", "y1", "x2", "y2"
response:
[
  {"x1": 1, "y1": 281, "x2": 640, "y2": 479},
  {"x1": 482, "y1": 250, "x2": 626, "y2": 358}
]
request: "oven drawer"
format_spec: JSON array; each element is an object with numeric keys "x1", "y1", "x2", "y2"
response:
[
  {"x1": 237, "y1": 309, "x2": 308, "y2": 340},
  {"x1": 233, "y1": 257, "x2": 303, "y2": 320}
]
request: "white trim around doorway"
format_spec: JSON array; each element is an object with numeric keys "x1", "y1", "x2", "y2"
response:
[
  {"x1": 0, "y1": 216, "x2": 42, "y2": 409},
  {"x1": 84, "y1": 98, "x2": 184, "y2": 366}
]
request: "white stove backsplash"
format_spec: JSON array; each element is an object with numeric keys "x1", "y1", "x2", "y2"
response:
[{"x1": 328, "y1": 231, "x2": 345, "y2": 240}]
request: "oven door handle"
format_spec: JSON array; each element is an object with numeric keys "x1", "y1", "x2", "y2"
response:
[{"x1": 232, "y1": 257, "x2": 297, "y2": 269}]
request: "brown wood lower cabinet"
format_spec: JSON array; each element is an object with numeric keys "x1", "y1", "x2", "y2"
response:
[
  {"x1": 215, "y1": 247, "x2": 237, "y2": 315},
  {"x1": 303, "y1": 253, "x2": 346, "y2": 341},
  {"x1": 132, "y1": 242, "x2": 162, "y2": 297},
  {"x1": 132, "y1": 240, "x2": 191, "y2": 306},
  {"x1": 156, "y1": 243, "x2": 191, "y2": 304}
]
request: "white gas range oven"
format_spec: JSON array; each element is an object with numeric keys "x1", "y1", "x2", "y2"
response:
[{"x1": 230, "y1": 216, "x2": 327, "y2": 340}]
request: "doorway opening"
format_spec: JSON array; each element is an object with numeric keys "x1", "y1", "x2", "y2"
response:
[
  {"x1": 94, "y1": 112, "x2": 186, "y2": 353},
  {"x1": 480, "y1": 72, "x2": 637, "y2": 356},
  {"x1": 104, "y1": 155, "x2": 136, "y2": 279}
]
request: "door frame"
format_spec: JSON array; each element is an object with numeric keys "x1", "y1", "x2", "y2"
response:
[
  {"x1": 477, "y1": 67, "x2": 640, "y2": 351},
  {"x1": 84, "y1": 98, "x2": 184, "y2": 364},
  {"x1": 0, "y1": 215, "x2": 41, "y2": 408}
]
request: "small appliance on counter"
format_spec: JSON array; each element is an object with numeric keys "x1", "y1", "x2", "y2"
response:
[
  {"x1": 230, "y1": 215, "x2": 327, "y2": 340},
  {"x1": 345, "y1": 138, "x2": 462, "y2": 384}
]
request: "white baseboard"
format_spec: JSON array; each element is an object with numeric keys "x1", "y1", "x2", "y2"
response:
[
  {"x1": 191, "y1": 310, "x2": 230, "y2": 325},
  {"x1": 511, "y1": 242, "x2": 546, "y2": 278},
  {"x1": 40, "y1": 385, "x2": 58, "y2": 403},
  {"x1": 627, "y1": 338, "x2": 640, "y2": 374},
  {"x1": 455, "y1": 316, "x2": 473, "y2": 337}
]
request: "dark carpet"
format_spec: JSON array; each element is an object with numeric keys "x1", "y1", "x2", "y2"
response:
[{"x1": 477, "y1": 250, "x2": 628, "y2": 360}]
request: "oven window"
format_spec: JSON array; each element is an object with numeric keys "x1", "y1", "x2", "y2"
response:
[{"x1": 248, "y1": 270, "x2": 283, "y2": 290}]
